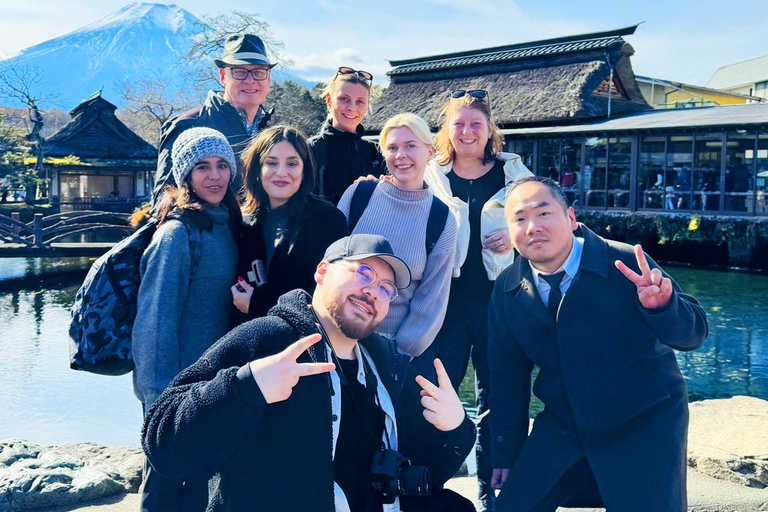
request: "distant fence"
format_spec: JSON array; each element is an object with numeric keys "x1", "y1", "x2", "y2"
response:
[{"x1": 0, "y1": 210, "x2": 134, "y2": 249}]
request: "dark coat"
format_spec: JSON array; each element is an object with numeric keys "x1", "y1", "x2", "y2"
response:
[
  {"x1": 143, "y1": 290, "x2": 475, "y2": 512},
  {"x1": 488, "y1": 224, "x2": 708, "y2": 512},
  {"x1": 309, "y1": 121, "x2": 385, "y2": 206},
  {"x1": 151, "y1": 91, "x2": 273, "y2": 205},
  {"x1": 232, "y1": 195, "x2": 349, "y2": 324}
]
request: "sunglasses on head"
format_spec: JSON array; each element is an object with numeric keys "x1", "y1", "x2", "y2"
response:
[
  {"x1": 450, "y1": 89, "x2": 489, "y2": 100},
  {"x1": 336, "y1": 66, "x2": 374, "y2": 83}
]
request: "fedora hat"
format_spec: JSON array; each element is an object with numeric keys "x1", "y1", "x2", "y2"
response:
[{"x1": 214, "y1": 34, "x2": 276, "y2": 68}]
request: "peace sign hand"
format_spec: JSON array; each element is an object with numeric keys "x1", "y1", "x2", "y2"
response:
[
  {"x1": 614, "y1": 244, "x2": 673, "y2": 310},
  {"x1": 249, "y1": 334, "x2": 335, "y2": 404},
  {"x1": 415, "y1": 359, "x2": 466, "y2": 432}
]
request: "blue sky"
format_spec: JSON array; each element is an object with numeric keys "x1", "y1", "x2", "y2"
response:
[{"x1": 2, "y1": 0, "x2": 767, "y2": 86}]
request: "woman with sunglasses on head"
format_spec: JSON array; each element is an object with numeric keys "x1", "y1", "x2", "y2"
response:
[
  {"x1": 424, "y1": 89, "x2": 532, "y2": 512},
  {"x1": 133, "y1": 127, "x2": 241, "y2": 512},
  {"x1": 309, "y1": 67, "x2": 385, "y2": 206},
  {"x1": 231, "y1": 125, "x2": 348, "y2": 323},
  {"x1": 337, "y1": 113, "x2": 457, "y2": 360}
]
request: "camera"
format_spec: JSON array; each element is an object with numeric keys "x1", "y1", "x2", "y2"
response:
[{"x1": 370, "y1": 448, "x2": 433, "y2": 504}]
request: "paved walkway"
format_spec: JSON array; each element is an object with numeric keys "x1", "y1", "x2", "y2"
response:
[{"x1": 44, "y1": 469, "x2": 768, "y2": 512}]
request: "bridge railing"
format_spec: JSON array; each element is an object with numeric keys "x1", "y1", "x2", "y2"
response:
[{"x1": 0, "y1": 211, "x2": 135, "y2": 248}]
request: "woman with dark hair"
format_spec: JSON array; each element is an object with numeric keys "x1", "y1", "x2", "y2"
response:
[
  {"x1": 133, "y1": 127, "x2": 242, "y2": 512},
  {"x1": 309, "y1": 67, "x2": 384, "y2": 205},
  {"x1": 425, "y1": 90, "x2": 532, "y2": 512},
  {"x1": 231, "y1": 125, "x2": 348, "y2": 322}
]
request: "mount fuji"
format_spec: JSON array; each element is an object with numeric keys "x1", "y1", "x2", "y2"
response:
[{"x1": 2, "y1": 3, "x2": 312, "y2": 110}]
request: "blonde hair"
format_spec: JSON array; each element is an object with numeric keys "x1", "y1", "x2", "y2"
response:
[
  {"x1": 434, "y1": 95, "x2": 503, "y2": 166},
  {"x1": 380, "y1": 113, "x2": 433, "y2": 149},
  {"x1": 321, "y1": 72, "x2": 372, "y2": 112}
]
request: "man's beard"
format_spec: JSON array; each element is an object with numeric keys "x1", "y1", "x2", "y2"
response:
[{"x1": 325, "y1": 293, "x2": 380, "y2": 340}]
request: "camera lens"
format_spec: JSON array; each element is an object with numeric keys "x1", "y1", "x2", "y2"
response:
[{"x1": 398, "y1": 465, "x2": 432, "y2": 496}]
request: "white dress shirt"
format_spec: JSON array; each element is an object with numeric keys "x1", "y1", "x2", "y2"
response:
[{"x1": 529, "y1": 235, "x2": 584, "y2": 314}]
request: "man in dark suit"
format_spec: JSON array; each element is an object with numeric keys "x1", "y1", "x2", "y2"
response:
[{"x1": 488, "y1": 176, "x2": 708, "y2": 512}]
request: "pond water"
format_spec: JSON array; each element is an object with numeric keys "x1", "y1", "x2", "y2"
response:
[{"x1": 1, "y1": 261, "x2": 766, "y2": 447}]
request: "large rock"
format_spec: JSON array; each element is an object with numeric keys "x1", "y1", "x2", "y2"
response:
[
  {"x1": 687, "y1": 396, "x2": 768, "y2": 488},
  {"x1": 0, "y1": 439, "x2": 143, "y2": 511}
]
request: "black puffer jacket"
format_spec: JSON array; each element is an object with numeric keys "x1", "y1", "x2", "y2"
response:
[
  {"x1": 309, "y1": 120, "x2": 385, "y2": 206},
  {"x1": 143, "y1": 290, "x2": 475, "y2": 512},
  {"x1": 232, "y1": 195, "x2": 349, "y2": 324},
  {"x1": 152, "y1": 91, "x2": 273, "y2": 205}
]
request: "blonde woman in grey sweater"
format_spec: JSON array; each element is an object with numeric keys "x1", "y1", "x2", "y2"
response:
[{"x1": 337, "y1": 113, "x2": 457, "y2": 359}]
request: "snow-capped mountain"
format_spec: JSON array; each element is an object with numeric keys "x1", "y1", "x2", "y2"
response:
[{"x1": 2, "y1": 3, "x2": 312, "y2": 110}]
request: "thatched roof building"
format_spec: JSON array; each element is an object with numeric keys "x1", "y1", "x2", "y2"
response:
[{"x1": 367, "y1": 25, "x2": 650, "y2": 132}]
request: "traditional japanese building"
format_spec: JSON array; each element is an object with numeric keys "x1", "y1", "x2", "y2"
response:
[
  {"x1": 369, "y1": 25, "x2": 768, "y2": 218},
  {"x1": 44, "y1": 91, "x2": 156, "y2": 212}
]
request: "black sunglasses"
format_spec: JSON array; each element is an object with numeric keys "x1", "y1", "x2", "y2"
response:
[
  {"x1": 337, "y1": 66, "x2": 374, "y2": 83},
  {"x1": 450, "y1": 89, "x2": 489, "y2": 100}
]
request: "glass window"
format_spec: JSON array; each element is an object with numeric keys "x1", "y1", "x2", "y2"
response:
[
  {"x1": 667, "y1": 136, "x2": 693, "y2": 210},
  {"x1": 560, "y1": 138, "x2": 582, "y2": 207},
  {"x1": 539, "y1": 139, "x2": 561, "y2": 180},
  {"x1": 724, "y1": 132, "x2": 756, "y2": 213},
  {"x1": 584, "y1": 137, "x2": 607, "y2": 207},
  {"x1": 117, "y1": 176, "x2": 133, "y2": 198},
  {"x1": 638, "y1": 136, "x2": 666, "y2": 210},
  {"x1": 607, "y1": 137, "x2": 631, "y2": 208},
  {"x1": 507, "y1": 138, "x2": 534, "y2": 170},
  {"x1": 692, "y1": 134, "x2": 723, "y2": 212},
  {"x1": 757, "y1": 133, "x2": 768, "y2": 215}
]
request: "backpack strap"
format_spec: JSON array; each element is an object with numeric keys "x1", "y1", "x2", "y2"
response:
[
  {"x1": 348, "y1": 181, "x2": 377, "y2": 232},
  {"x1": 180, "y1": 219, "x2": 204, "y2": 282},
  {"x1": 425, "y1": 196, "x2": 449, "y2": 256}
]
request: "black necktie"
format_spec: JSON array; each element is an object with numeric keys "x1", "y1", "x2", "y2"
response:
[{"x1": 541, "y1": 271, "x2": 566, "y2": 320}]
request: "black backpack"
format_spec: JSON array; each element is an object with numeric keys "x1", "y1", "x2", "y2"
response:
[
  {"x1": 69, "y1": 218, "x2": 202, "y2": 376},
  {"x1": 348, "y1": 180, "x2": 449, "y2": 256}
]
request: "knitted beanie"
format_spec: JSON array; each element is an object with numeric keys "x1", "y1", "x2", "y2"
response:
[{"x1": 171, "y1": 127, "x2": 238, "y2": 186}]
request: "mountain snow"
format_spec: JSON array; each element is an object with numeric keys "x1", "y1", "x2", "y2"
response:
[{"x1": 2, "y1": 3, "x2": 312, "y2": 110}]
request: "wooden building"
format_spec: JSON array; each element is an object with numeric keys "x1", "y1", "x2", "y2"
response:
[
  {"x1": 369, "y1": 26, "x2": 768, "y2": 218},
  {"x1": 45, "y1": 92, "x2": 156, "y2": 212}
]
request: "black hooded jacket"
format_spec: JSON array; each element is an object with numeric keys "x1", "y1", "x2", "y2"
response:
[{"x1": 309, "y1": 120, "x2": 385, "y2": 206}]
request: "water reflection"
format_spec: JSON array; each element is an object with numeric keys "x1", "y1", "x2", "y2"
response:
[
  {"x1": 459, "y1": 267, "x2": 768, "y2": 416},
  {"x1": 1, "y1": 266, "x2": 766, "y2": 446}
]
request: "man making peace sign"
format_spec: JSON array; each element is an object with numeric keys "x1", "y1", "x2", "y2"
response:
[
  {"x1": 142, "y1": 234, "x2": 475, "y2": 512},
  {"x1": 489, "y1": 176, "x2": 708, "y2": 512}
]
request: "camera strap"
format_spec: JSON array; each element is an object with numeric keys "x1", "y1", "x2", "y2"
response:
[{"x1": 310, "y1": 307, "x2": 391, "y2": 450}]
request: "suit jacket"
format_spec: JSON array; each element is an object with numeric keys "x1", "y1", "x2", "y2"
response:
[
  {"x1": 488, "y1": 224, "x2": 708, "y2": 510},
  {"x1": 143, "y1": 290, "x2": 475, "y2": 512}
]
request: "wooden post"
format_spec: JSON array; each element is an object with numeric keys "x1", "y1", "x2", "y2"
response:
[
  {"x1": 11, "y1": 212, "x2": 21, "y2": 236},
  {"x1": 33, "y1": 213, "x2": 44, "y2": 248}
]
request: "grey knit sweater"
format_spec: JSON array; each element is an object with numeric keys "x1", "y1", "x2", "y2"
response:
[
  {"x1": 338, "y1": 179, "x2": 457, "y2": 357},
  {"x1": 133, "y1": 206, "x2": 237, "y2": 407}
]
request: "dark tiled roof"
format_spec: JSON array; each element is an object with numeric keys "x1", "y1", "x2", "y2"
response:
[{"x1": 388, "y1": 25, "x2": 639, "y2": 77}]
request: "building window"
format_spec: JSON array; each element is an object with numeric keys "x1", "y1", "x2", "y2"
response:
[
  {"x1": 536, "y1": 138, "x2": 583, "y2": 207},
  {"x1": 666, "y1": 136, "x2": 694, "y2": 210},
  {"x1": 757, "y1": 133, "x2": 768, "y2": 215},
  {"x1": 637, "y1": 136, "x2": 667, "y2": 210},
  {"x1": 692, "y1": 134, "x2": 723, "y2": 212},
  {"x1": 507, "y1": 138, "x2": 534, "y2": 170},
  {"x1": 725, "y1": 132, "x2": 756, "y2": 213},
  {"x1": 608, "y1": 137, "x2": 632, "y2": 208},
  {"x1": 584, "y1": 137, "x2": 607, "y2": 207}
]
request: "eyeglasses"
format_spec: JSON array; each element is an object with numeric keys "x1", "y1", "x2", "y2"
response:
[
  {"x1": 336, "y1": 67, "x2": 374, "y2": 83},
  {"x1": 337, "y1": 262, "x2": 397, "y2": 302},
  {"x1": 228, "y1": 67, "x2": 270, "y2": 81},
  {"x1": 450, "y1": 89, "x2": 489, "y2": 100}
]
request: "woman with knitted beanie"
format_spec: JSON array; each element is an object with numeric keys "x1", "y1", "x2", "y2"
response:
[
  {"x1": 133, "y1": 127, "x2": 241, "y2": 512},
  {"x1": 337, "y1": 113, "x2": 457, "y2": 359},
  {"x1": 230, "y1": 125, "x2": 348, "y2": 323},
  {"x1": 309, "y1": 67, "x2": 385, "y2": 205}
]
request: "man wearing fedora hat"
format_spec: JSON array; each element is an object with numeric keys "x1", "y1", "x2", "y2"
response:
[{"x1": 151, "y1": 34, "x2": 276, "y2": 205}]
